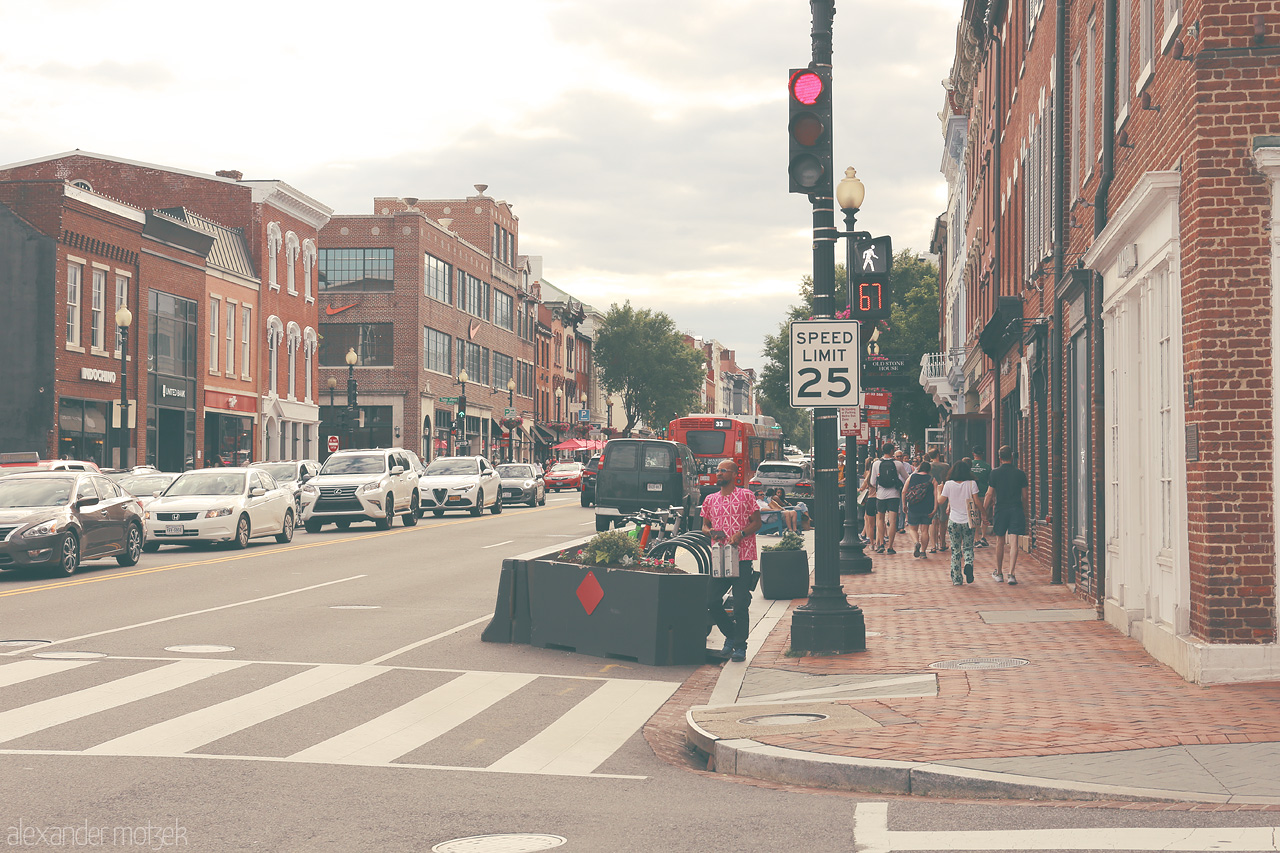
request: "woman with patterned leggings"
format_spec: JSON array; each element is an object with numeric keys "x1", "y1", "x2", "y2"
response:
[{"x1": 936, "y1": 460, "x2": 984, "y2": 585}]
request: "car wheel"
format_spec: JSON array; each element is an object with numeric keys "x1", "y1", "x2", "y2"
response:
[
  {"x1": 116, "y1": 524, "x2": 143, "y2": 566},
  {"x1": 538, "y1": 491, "x2": 546, "y2": 507},
  {"x1": 142, "y1": 541, "x2": 161, "y2": 553},
  {"x1": 51, "y1": 532, "x2": 81, "y2": 576},
  {"x1": 375, "y1": 495, "x2": 394, "y2": 530},
  {"x1": 304, "y1": 520, "x2": 322, "y2": 534},
  {"x1": 595, "y1": 516, "x2": 611, "y2": 532},
  {"x1": 470, "y1": 503, "x2": 482, "y2": 517},
  {"x1": 275, "y1": 511, "x2": 295, "y2": 544},
  {"x1": 491, "y1": 494, "x2": 502, "y2": 515},
  {"x1": 580, "y1": 491, "x2": 591, "y2": 508},
  {"x1": 432, "y1": 509, "x2": 444, "y2": 518},
  {"x1": 336, "y1": 521, "x2": 350, "y2": 530},
  {"x1": 231, "y1": 515, "x2": 251, "y2": 549},
  {"x1": 403, "y1": 494, "x2": 419, "y2": 526}
]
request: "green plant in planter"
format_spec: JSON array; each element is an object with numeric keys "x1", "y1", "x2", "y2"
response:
[{"x1": 761, "y1": 531, "x2": 806, "y2": 552}]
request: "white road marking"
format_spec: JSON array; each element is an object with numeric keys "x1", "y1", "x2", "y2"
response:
[
  {"x1": 1, "y1": 575, "x2": 367, "y2": 656},
  {"x1": 482, "y1": 540, "x2": 515, "y2": 549},
  {"x1": 488, "y1": 679, "x2": 678, "y2": 775},
  {"x1": 85, "y1": 663, "x2": 385, "y2": 756},
  {"x1": 0, "y1": 658, "x2": 93, "y2": 687},
  {"x1": 290, "y1": 670, "x2": 535, "y2": 764},
  {"x1": 362, "y1": 615, "x2": 490, "y2": 666},
  {"x1": 853, "y1": 802, "x2": 890, "y2": 853},
  {"x1": 0, "y1": 659, "x2": 247, "y2": 742}
]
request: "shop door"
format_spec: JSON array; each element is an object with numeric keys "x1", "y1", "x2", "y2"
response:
[{"x1": 157, "y1": 409, "x2": 186, "y2": 473}]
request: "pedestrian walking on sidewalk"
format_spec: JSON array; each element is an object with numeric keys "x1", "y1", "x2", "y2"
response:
[
  {"x1": 902, "y1": 460, "x2": 934, "y2": 557},
  {"x1": 893, "y1": 449, "x2": 914, "y2": 533},
  {"x1": 860, "y1": 456, "x2": 877, "y2": 545},
  {"x1": 872, "y1": 442, "x2": 913, "y2": 555},
  {"x1": 925, "y1": 449, "x2": 949, "y2": 553},
  {"x1": 937, "y1": 459, "x2": 983, "y2": 585},
  {"x1": 984, "y1": 445, "x2": 1029, "y2": 585},
  {"x1": 701, "y1": 459, "x2": 762, "y2": 662},
  {"x1": 970, "y1": 445, "x2": 993, "y2": 547}
]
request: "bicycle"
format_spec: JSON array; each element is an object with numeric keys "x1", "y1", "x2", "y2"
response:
[{"x1": 620, "y1": 506, "x2": 713, "y2": 575}]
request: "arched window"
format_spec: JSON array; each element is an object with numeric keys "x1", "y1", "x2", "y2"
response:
[
  {"x1": 266, "y1": 223, "x2": 283, "y2": 291},
  {"x1": 286, "y1": 321, "x2": 302, "y2": 400},
  {"x1": 302, "y1": 239, "x2": 317, "y2": 302},
  {"x1": 303, "y1": 327, "x2": 317, "y2": 402},
  {"x1": 285, "y1": 231, "x2": 300, "y2": 295},
  {"x1": 266, "y1": 315, "x2": 285, "y2": 395}
]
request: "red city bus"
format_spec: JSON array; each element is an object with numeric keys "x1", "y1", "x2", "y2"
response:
[{"x1": 667, "y1": 416, "x2": 784, "y2": 497}]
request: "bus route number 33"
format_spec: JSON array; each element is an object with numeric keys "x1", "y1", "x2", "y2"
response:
[{"x1": 789, "y1": 319, "x2": 862, "y2": 408}]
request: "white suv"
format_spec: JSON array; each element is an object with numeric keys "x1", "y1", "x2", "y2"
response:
[{"x1": 300, "y1": 449, "x2": 420, "y2": 532}]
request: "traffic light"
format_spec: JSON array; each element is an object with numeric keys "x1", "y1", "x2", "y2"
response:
[
  {"x1": 850, "y1": 235, "x2": 893, "y2": 322},
  {"x1": 456, "y1": 396, "x2": 467, "y2": 433},
  {"x1": 788, "y1": 66, "x2": 833, "y2": 195}
]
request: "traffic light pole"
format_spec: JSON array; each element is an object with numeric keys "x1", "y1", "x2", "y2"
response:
[
  {"x1": 790, "y1": 0, "x2": 865, "y2": 655},
  {"x1": 839, "y1": 210, "x2": 873, "y2": 575}
]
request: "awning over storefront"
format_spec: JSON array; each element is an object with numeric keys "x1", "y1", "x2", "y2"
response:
[{"x1": 533, "y1": 423, "x2": 558, "y2": 444}]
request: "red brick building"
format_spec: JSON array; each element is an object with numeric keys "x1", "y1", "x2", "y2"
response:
[{"x1": 930, "y1": 0, "x2": 1280, "y2": 682}]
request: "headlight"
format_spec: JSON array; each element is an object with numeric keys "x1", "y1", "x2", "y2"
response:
[
  {"x1": 204, "y1": 508, "x2": 233, "y2": 519},
  {"x1": 522, "y1": 480, "x2": 534, "y2": 488},
  {"x1": 360, "y1": 481, "x2": 383, "y2": 493},
  {"x1": 22, "y1": 519, "x2": 63, "y2": 538},
  {"x1": 456, "y1": 483, "x2": 476, "y2": 492},
  {"x1": 301, "y1": 484, "x2": 319, "y2": 494}
]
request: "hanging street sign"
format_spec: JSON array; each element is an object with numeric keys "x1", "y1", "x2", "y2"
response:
[
  {"x1": 789, "y1": 319, "x2": 862, "y2": 407},
  {"x1": 839, "y1": 407, "x2": 861, "y2": 436}
]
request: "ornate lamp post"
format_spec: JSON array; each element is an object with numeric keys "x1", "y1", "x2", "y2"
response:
[
  {"x1": 457, "y1": 369, "x2": 469, "y2": 454},
  {"x1": 554, "y1": 387, "x2": 564, "y2": 455},
  {"x1": 114, "y1": 304, "x2": 133, "y2": 468},
  {"x1": 327, "y1": 376, "x2": 339, "y2": 452},
  {"x1": 504, "y1": 378, "x2": 518, "y2": 462},
  {"x1": 836, "y1": 167, "x2": 872, "y2": 575},
  {"x1": 345, "y1": 347, "x2": 358, "y2": 449}
]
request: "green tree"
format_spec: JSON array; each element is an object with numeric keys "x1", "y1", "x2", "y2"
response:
[{"x1": 594, "y1": 302, "x2": 705, "y2": 435}]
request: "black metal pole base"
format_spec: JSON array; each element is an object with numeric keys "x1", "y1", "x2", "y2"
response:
[
  {"x1": 839, "y1": 544, "x2": 873, "y2": 575},
  {"x1": 790, "y1": 604, "x2": 866, "y2": 655}
]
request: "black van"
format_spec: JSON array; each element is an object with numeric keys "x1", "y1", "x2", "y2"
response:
[{"x1": 593, "y1": 439, "x2": 700, "y2": 532}]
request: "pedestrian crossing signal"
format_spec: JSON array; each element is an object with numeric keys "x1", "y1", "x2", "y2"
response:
[
  {"x1": 788, "y1": 67, "x2": 832, "y2": 195},
  {"x1": 851, "y1": 235, "x2": 893, "y2": 322}
]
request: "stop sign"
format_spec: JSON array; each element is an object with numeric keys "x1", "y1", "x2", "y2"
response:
[{"x1": 327, "y1": 435, "x2": 339, "y2": 453}]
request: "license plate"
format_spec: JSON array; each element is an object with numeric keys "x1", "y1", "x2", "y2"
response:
[
  {"x1": 447, "y1": 496, "x2": 461, "y2": 503},
  {"x1": 647, "y1": 483, "x2": 662, "y2": 492},
  {"x1": 165, "y1": 524, "x2": 183, "y2": 535}
]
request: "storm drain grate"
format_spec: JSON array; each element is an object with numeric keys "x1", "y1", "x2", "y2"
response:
[
  {"x1": 432, "y1": 835, "x2": 566, "y2": 852},
  {"x1": 929, "y1": 657, "x2": 1030, "y2": 670}
]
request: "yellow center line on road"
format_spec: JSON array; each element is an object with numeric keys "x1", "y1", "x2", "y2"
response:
[{"x1": 0, "y1": 503, "x2": 569, "y2": 599}]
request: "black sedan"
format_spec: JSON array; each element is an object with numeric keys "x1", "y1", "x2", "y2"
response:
[{"x1": 0, "y1": 472, "x2": 145, "y2": 576}]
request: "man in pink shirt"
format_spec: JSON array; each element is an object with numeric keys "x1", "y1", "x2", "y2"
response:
[{"x1": 701, "y1": 459, "x2": 762, "y2": 662}]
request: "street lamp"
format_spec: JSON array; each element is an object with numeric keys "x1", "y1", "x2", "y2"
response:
[
  {"x1": 506, "y1": 377, "x2": 517, "y2": 462},
  {"x1": 836, "y1": 166, "x2": 872, "y2": 575},
  {"x1": 606, "y1": 396, "x2": 615, "y2": 430},
  {"x1": 554, "y1": 387, "x2": 564, "y2": 453},
  {"x1": 327, "y1": 376, "x2": 338, "y2": 452},
  {"x1": 345, "y1": 347, "x2": 358, "y2": 450},
  {"x1": 114, "y1": 304, "x2": 132, "y2": 468},
  {"x1": 457, "y1": 369, "x2": 469, "y2": 454}
]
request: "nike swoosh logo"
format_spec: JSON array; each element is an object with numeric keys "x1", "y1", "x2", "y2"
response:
[
  {"x1": 469, "y1": 320, "x2": 481, "y2": 339},
  {"x1": 325, "y1": 303, "x2": 357, "y2": 315}
]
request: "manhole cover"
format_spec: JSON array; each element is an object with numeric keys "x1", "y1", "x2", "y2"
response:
[
  {"x1": 895, "y1": 607, "x2": 943, "y2": 612},
  {"x1": 738, "y1": 713, "x2": 830, "y2": 726},
  {"x1": 929, "y1": 657, "x2": 1030, "y2": 670},
  {"x1": 850, "y1": 593, "x2": 902, "y2": 598},
  {"x1": 0, "y1": 640, "x2": 50, "y2": 647},
  {"x1": 165, "y1": 645, "x2": 236, "y2": 653},
  {"x1": 865, "y1": 631, "x2": 881, "y2": 637},
  {"x1": 34, "y1": 651, "x2": 106, "y2": 659},
  {"x1": 330, "y1": 605, "x2": 381, "y2": 610},
  {"x1": 432, "y1": 835, "x2": 566, "y2": 852}
]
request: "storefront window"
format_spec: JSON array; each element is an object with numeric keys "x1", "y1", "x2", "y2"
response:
[
  {"x1": 57, "y1": 398, "x2": 108, "y2": 466},
  {"x1": 205, "y1": 413, "x2": 253, "y2": 467}
]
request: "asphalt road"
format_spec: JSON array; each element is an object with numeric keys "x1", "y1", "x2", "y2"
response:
[{"x1": 3, "y1": 494, "x2": 1280, "y2": 852}]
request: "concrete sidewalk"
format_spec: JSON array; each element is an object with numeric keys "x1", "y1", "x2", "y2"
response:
[{"x1": 686, "y1": 530, "x2": 1280, "y2": 803}]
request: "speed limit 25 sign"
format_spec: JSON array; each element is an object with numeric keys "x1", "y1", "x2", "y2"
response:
[{"x1": 789, "y1": 320, "x2": 862, "y2": 408}]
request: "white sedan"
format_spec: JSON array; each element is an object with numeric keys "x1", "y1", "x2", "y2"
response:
[{"x1": 143, "y1": 468, "x2": 295, "y2": 551}]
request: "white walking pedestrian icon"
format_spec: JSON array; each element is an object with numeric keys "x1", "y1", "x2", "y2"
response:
[{"x1": 861, "y1": 244, "x2": 879, "y2": 271}]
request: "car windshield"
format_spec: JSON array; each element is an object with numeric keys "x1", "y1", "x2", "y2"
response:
[
  {"x1": 253, "y1": 463, "x2": 299, "y2": 482},
  {"x1": 551, "y1": 463, "x2": 580, "y2": 472},
  {"x1": 321, "y1": 454, "x2": 386, "y2": 475},
  {"x1": 424, "y1": 459, "x2": 479, "y2": 476},
  {"x1": 757, "y1": 464, "x2": 802, "y2": 478},
  {"x1": 0, "y1": 478, "x2": 74, "y2": 508},
  {"x1": 497, "y1": 465, "x2": 534, "y2": 478},
  {"x1": 165, "y1": 473, "x2": 246, "y2": 497},
  {"x1": 118, "y1": 475, "x2": 176, "y2": 496}
]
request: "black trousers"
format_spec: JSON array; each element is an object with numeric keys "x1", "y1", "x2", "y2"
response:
[{"x1": 707, "y1": 561, "x2": 754, "y2": 646}]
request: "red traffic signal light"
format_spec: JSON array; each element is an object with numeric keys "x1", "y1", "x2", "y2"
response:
[{"x1": 788, "y1": 67, "x2": 832, "y2": 195}]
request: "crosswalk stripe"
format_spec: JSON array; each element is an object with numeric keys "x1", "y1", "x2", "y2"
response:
[
  {"x1": 84, "y1": 664, "x2": 385, "y2": 756},
  {"x1": 0, "y1": 659, "x2": 94, "y2": 687},
  {"x1": 0, "y1": 659, "x2": 247, "y2": 743},
  {"x1": 289, "y1": 670, "x2": 536, "y2": 765},
  {"x1": 487, "y1": 679, "x2": 678, "y2": 775}
]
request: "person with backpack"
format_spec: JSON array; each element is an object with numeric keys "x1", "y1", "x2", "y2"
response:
[
  {"x1": 902, "y1": 460, "x2": 935, "y2": 557},
  {"x1": 872, "y1": 441, "x2": 914, "y2": 554}
]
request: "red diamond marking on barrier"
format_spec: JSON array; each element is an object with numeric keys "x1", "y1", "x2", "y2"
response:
[{"x1": 576, "y1": 571, "x2": 604, "y2": 615}]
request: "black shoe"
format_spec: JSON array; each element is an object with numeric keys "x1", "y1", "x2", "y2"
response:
[
  {"x1": 964, "y1": 563, "x2": 974, "y2": 583},
  {"x1": 730, "y1": 645, "x2": 746, "y2": 663},
  {"x1": 886, "y1": 548, "x2": 897, "y2": 555},
  {"x1": 913, "y1": 544, "x2": 921, "y2": 558}
]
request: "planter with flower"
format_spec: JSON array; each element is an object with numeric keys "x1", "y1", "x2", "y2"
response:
[{"x1": 759, "y1": 530, "x2": 810, "y2": 600}]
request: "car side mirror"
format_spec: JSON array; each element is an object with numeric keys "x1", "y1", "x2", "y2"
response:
[
  {"x1": 152, "y1": 490, "x2": 163, "y2": 498},
  {"x1": 74, "y1": 496, "x2": 98, "y2": 510},
  {"x1": 250, "y1": 487, "x2": 266, "y2": 497},
  {"x1": 391, "y1": 465, "x2": 405, "y2": 475},
  {"x1": 300, "y1": 473, "x2": 311, "y2": 483}
]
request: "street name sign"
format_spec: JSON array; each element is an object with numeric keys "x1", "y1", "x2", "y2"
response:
[
  {"x1": 439, "y1": 396, "x2": 458, "y2": 404},
  {"x1": 790, "y1": 319, "x2": 861, "y2": 407}
]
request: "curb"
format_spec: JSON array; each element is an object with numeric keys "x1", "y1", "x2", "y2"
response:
[{"x1": 686, "y1": 709, "x2": 1280, "y2": 804}]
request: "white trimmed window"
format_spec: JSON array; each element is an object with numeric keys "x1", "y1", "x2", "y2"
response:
[
  {"x1": 209, "y1": 298, "x2": 220, "y2": 372},
  {"x1": 241, "y1": 306, "x2": 252, "y2": 379},
  {"x1": 267, "y1": 223, "x2": 282, "y2": 291},
  {"x1": 66, "y1": 262, "x2": 82, "y2": 346},
  {"x1": 1071, "y1": 49, "x2": 1082, "y2": 200},
  {"x1": 1156, "y1": 268, "x2": 1174, "y2": 551},
  {"x1": 285, "y1": 231, "x2": 300, "y2": 295},
  {"x1": 225, "y1": 303, "x2": 236, "y2": 376},
  {"x1": 1139, "y1": 0, "x2": 1155, "y2": 76},
  {"x1": 302, "y1": 239, "x2": 316, "y2": 302},
  {"x1": 287, "y1": 322, "x2": 301, "y2": 400},
  {"x1": 1086, "y1": 13, "x2": 1097, "y2": 175},
  {"x1": 91, "y1": 268, "x2": 106, "y2": 351},
  {"x1": 1118, "y1": 0, "x2": 1132, "y2": 116},
  {"x1": 304, "y1": 327, "x2": 317, "y2": 402}
]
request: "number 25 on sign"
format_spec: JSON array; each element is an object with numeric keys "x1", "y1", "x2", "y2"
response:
[{"x1": 789, "y1": 319, "x2": 862, "y2": 407}]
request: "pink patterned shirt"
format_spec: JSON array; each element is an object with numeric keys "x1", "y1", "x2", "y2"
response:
[{"x1": 701, "y1": 487, "x2": 761, "y2": 561}]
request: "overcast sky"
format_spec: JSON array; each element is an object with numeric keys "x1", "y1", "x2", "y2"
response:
[{"x1": 0, "y1": 0, "x2": 960, "y2": 374}]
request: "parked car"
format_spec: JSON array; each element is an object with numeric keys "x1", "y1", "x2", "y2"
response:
[
  {"x1": 544, "y1": 461, "x2": 584, "y2": 492},
  {"x1": 496, "y1": 463, "x2": 545, "y2": 507},
  {"x1": 593, "y1": 439, "x2": 700, "y2": 532},
  {"x1": 580, "y1": 454, "x2": 601, "y2": 507},
  {"x1": 0, "y1": 471, "x2": 145, "y2": 575},
  {"x1": 250, "y1": 460, "x2": 321, "y2": 514},
  {"x1": 299, "y1": 448, "x2": 420, "y2": 532},
  {"x1": 418, "y1": 456, "x2": 502, "y2": 517},
  {"x1": 749, "y1": 460, "x2": 814, "y2": 501},
  {"x1": 144, "y1": 468, "x2": 294, "y2": 551},
  {"x1": 115, "y1": 472, "x2": 180, "y2": 510},
  {"x1": 0, "y1": 458, "x2": 103, "y2": 477}
]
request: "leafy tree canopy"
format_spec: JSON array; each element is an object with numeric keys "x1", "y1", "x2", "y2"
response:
[{"x1": 594, "y1": 302, "x2": 706, "y2": 435}]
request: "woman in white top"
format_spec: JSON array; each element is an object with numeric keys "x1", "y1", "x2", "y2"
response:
[{"x1": 936, "y1": 459, "x2": 984, "y2": 585}]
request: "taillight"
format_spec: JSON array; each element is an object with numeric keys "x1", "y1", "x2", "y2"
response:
[{"x1": 675, "y1": 460, "x2": 682, "y2": 474}]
